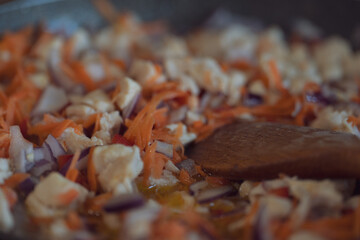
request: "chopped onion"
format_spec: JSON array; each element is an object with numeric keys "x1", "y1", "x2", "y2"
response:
[
  {"x1": 103, "y1": 193, "x2": 145, "y2": 213},
  {"x1": 17, "y1": 177, "x2": 36, "y2": 196},
  {"x1": 243, "y1": 93, "x2": 263, "y2": 107},
  {"x1": 48, "y1": 41, "x2": 84, "y2": 94},
  {"x1": 60, "y1": 147, "x2": 90, "y2": 175},
  {"x1": 9, "y1": 126, "x2": 34, "y2": 173},
  {"x1": 155, "y1": 141, "x2": 173, "y2": 158},
  {"x1": 199, "y1": 92, "x2": 211, "y2": 113},
  {"x1": 196, "y1": 185, "x2": 236, "y2": 204},
  {"x1": 189, "y1": 181, "x2": 208, "y2": 195},
  {"x1": 44, "y1": 134, "x2": 66, "y2": 159},
  {"x1": 169, "y1": 106, "x2": 187, "y2": 123},
  {"x1": 31, "y1": 85, "x2": 68, "y2": 117},
  {"x1": 30, "y1": 160, "x2": 54, "y2": 177},
  {"x1": 253, "y1": 205, "x2": 271, "y2": 240},
  {"x1": 176, "y1": 159, "x2": 197, "y2": 177},
  {"x1": 33, "y1": 147, "x2": 45, "y2": 162},
  {"x1": 122, "y1": 93, "x2": 140, "y2": 120}
]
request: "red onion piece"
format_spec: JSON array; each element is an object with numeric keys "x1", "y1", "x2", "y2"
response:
[
  {"x1": 189, "y1": 180, "x2": 208, "y2": 196},
  {"x1": 44, "y1": 134, "x2": 66, "y2": 159},
  {"x1": 103, "y1": 193, "x2": 145, "y2": 213},
  {"x1": 30, "y1": 160, "x2": 55, "y2": 177},
  {"x1": 169, "y1": 106, "x2": 187, "y2": 123},
  {"x1": 33, "y1": 147, "x2": 45, "y2": 162},
  {"x1": 60, "y1": 147, "x2": 90, "y2": 175},
  {"x1": 196, "y1": 185, "x2": 236, "y2": 204},
  {"x1": 155, "y1": 141, "x2": 173, "y2": 159},
  {"x1": 31, "y1": 85, "x2": 68, "y2": 117},
  {"x1": 199, "y1": 92, "x2": 211, "y2": 113},
  {"x1": 253, "y1": 205, "x2": 271, "y2": 240},
  {"x1": 17, "y1": 177, "x2": 37, "y2": 196},
  {"x1": 176, "y1": 159, "x2": 197, "y2": 177},
  {"x1": 122, "y1": 93, "x2": 140, "y2": 120},
  {"x1": 48, "y1": 44, "x2": 84, "y2": 94}
]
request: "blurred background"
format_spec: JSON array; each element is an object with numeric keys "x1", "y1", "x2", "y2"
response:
[{"x1": 0, "y1": 0, "x2": 359, "y2": 44}]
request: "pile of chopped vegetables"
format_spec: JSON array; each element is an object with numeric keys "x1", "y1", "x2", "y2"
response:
[{"x1": 1, "y1": 5, "x2": 360, "y2": 240}]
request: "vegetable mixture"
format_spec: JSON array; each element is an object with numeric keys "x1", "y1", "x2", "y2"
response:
[{"x1": 1, "y1": 7, "x2": 360, "y2": 240}]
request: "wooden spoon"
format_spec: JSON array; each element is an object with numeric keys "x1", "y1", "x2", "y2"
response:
[{"x1": 187, "y1": 121, "x2": 360, "y2": 180}]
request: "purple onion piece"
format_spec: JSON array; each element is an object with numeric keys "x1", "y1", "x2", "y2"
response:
[
  {"x1": 44, "y1": 134, "x2": 66, "y2": 159},
  {"x1": 31, "y1": 85, "x2": 68, "y2": 117},
  {"x1": 59, "y1": 160, "x2": 71, "y2": 176},
  {"x1": 60, "y1": 147, "x2": 90, "y2": 175},
  {"x1": 30, "y1": 159, "x2": 55, "y2": 177},
  {"x1": 169, "y1": 106, "x2": 187, "y2": 123},
  {"x1": 76, "y1": 156, "x2": 88, "y2": 171},
  {"x1": 243, "y1": 93, "x2": 263, "y2": 107},
  {"x1": 253, "y1": 205, "x2": 270, "y2": 240},
  {"x1": 103, "y1": 193, "x2": 145, "y2": 213},
  {"x1": 122, "y1": 93, "x2": 140, "y2": 120},
  {"x1": 189, "y1": 181, "x2": 208, "y2": 196},
  {"x1": 199, "y1": 92, "x2": 211, "y2": 113},
  {"x1": 17, "y1": 178, "x2": 37, "y2": 196},
  {"x1": 33, "y1": 147, "x2": 45, "y2": 162},
  {"x1": 43, "y1": 143, "x2": 56, "y2": 162},
  {"x1": 155, "y1": 141, "x2": 173, "y2": 159},
  {"x1": 176, "y1": 159, "x2": 197, "y2": 177},
  {"x1": 196, "y1": 185, "x2": 236, "y2": 204}
]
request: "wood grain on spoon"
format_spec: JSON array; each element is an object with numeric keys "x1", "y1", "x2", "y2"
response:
[{"x1": 187, "y1": 121, "x2": 360, "y2": 180}]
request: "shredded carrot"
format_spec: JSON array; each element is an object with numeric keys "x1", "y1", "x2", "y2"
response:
[
  {"x1": 152, "y1": 152, "x2": 168, "y2": 179},
  {"x1": 1, "y1": 186, "x2": 18, "y2": 208},
  {"x1": 28, "y1": 116, "x2": 83, "y2": 142},
  {"x1": 65, "y1": 211, "x2": 82, "y2": 230},
  {"x1": 87, "y1": 147, "x2": 98, "y2": 193},
  {"x1": 178, "y1": 169, "x2": 193, "y2": 185},
  {"x1": 265, "y1": 59, "x2": 287, "y2": 94},
  {"x1": 58, "y1": 188, "x2": 79, "y2": 205},
  {"x1": 84, "y1": 192, "x2": 112, "y2": 212},
  {"x1": 242, "y1": 200, "x2": 260, "y2": 240},
  {"x1": 143, "y1": 142, "x2": 157, "y2": 185},
  {"x1": 66, "y1": 149, "x2": 80, "y2": 182},
  {"x1": 124, "y1": 90, "x2": 186, "y2": 150},
  {"x1": 3, "y1": 173, "x2": 30, "y2": 189}
]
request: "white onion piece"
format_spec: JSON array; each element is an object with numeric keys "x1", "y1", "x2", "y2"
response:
[
  {"x1": 32, "y1": 85, "x2": 68, "y2": 116},
  {"x1": 9, "y1": 126, "x2": 34, "y2": 173},
  {"x1": 48, "y1": 40, "x2": 83, "y2": 94},
  {"x1": 44, "y1": 134, "x2": 66, "y2": 159},
  {"x1": 122, "y1": 93, "x2": 140, "y2": 120},
  {"x1": 155, "y1": 141, "x2": 173, "y2": 158},
  {"x1": 169, "y1": 106, "x2": 187, "y2": 123},
  {"x1": 196, "y1": 185, "x2": 235, "y2": 204},
  {"x1": 189, "y1": 180, "x2": 208, "y2": 195}
]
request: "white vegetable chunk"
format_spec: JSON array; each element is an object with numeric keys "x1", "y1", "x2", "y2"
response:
[
  {"x1": 91, "y1": 144, "x2": 143, "y2": 194},
  {"x1": 25, "y1": 172, "x2": 88, "y2": 217}
]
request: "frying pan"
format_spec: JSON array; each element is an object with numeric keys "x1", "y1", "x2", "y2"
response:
[{"x1": 0, "y1": 0, "x2": 359, "y2": 239}]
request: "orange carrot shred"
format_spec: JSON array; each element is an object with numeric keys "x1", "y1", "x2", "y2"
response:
[
  {"x1": 3, "y1": 173, "x2": 30, "y2": 189},
  {"x1": 58, "y1": 188, "x2": 79, "y2": 205},
  {"x1": 179, "y1": 169, "x2": 193, "y2": 185}
]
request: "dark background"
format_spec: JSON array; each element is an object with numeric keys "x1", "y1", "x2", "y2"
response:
[{"x1": 0, "y1": 0, "x2": 359, "y2": 39}]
